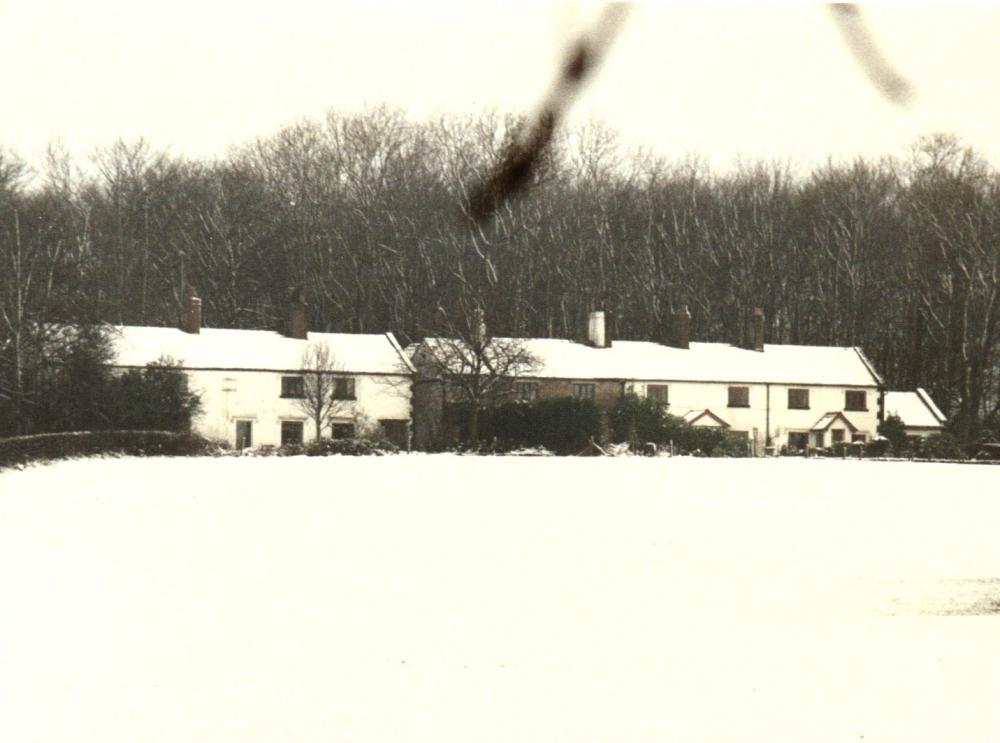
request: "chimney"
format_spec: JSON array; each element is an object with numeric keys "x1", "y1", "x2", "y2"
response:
[
  {"x1": 587, "y1": 310, "x2": 607, "y2": 348},
  {"x1": 181, "y1": 285, "x2": 202, "y2": 334},
  {"x1": 667, "y1": 306, "x2": 691, "y2": 349},
  {"x1": 750, "y1": 307, "x2": 765, "y2": 352},
  {"x1": 286, "y1": 287, "x2": 308, "y2": 339}
]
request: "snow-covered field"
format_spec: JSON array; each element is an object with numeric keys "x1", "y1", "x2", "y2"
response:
[{"x1": 2, "y1": 455, "x2": 1000, "y2": 742}]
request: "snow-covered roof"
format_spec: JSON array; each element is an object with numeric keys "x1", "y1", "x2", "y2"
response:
[
  {"x1": 419, "y1": 337, "x2": 882, "y2": 387},
  {"x1": 682, "y1": 409, "x2": 730, "y2": 427},
  {"x1": 109, "y1": 326, "x2": 414, "y2": 375},
  {"x1": 884, "y1": 388, "x2": 946, "y2": 429},
  {"x1": 810, "y1": 411, "x2": 858, "y2": 432}
]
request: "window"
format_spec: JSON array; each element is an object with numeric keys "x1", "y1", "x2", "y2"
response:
[
  {"x1": 281, "y1": 420, "x2": 304, "y2": 446},
  {"x1": 851, "y1": 433, "x2": 867, "y2": 443},
  {"x1": 788, "y1": 388, "x2": 810, "y2": 409},
  {"x1": 647, "y1": 384, "x2": 669, "y2": 404},
  {"x1": 331, "y1": 422, "x2": 355, "y2": 439},
  {"x1": 845, "y1": 390, "x2": 867, "y2": 411},
  {"x1": 832, "y1": 429, "x2": 845, "y2": 444},
  {"x1": 727, "y1": 386, "x2": 749, "y2": 408},
  {"x1": 333, "y1": 377, "x2": 356, "y2": 400},
  {"x1": 281, "y1": 376, "x2": 305, "y2": 398},
  {"x1": 787, "y1": 432, "x2": 809, "y2": 450},
  {"x1": 572, "y1": 383, "x2": 596, "y2": 400},
  {"x1": 514, "y1": 381, "x2": 538, "y2": 402}
]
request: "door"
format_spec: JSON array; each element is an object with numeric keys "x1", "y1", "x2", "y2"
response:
[
  {"x1": 379, "y1": 419, "x2": 409, "y2": 449},
  {"x1": 235, "y1": 420, "x2": 252, "y2": 450}
]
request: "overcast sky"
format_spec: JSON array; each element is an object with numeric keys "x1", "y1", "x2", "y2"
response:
[{"x1": 4, "y1": 2, "x2": 1000, "y2": 173}]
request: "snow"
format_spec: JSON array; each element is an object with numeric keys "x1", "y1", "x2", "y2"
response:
[
  {"x1": 885, "y1": 388, "x2": 948, "y2": 429},
  {"x1": 108, "y1": 325, "x2": 414, "y2": 375},
  {"x1": 421, "y1": 337, "x2": 882, "y2": 386},
  {"x1": 2, "y1": 456, "x2": 1000, "y2": 742}
]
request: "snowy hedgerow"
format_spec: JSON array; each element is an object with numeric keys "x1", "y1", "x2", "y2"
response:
[{"x1": 0, "y1": 430, "x2": 219, "y2": 470}]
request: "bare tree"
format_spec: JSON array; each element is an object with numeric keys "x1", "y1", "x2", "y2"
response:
[
  {"x1": 294, "y1": 341, "x2": 351, "y2": 441},
  {"x1": 413, "y1": 302, "x2": 540, "y2": 446}
]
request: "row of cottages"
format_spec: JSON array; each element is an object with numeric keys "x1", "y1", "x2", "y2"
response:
[
  {"x1": 107, "y1": 289, "x2": 414, "y2": 449},
  {"x1": 409, "y1": 308, "x2": 886, "y2": 454}
]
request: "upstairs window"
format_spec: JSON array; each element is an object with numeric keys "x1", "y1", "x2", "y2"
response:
[
  {"x1": 514, "y1": 381, "x2": 538, "y2": 402},
  {"x1": 646, "y1": 384, "x2": 669, "y2": 404},
  {"x1": 845, "y1": 390, "x2": 867, "y2": 411},
  {"x1": 788, "y1": 388, "x2": 810, "y2": 410},
  {"x1": 572, "y1": 383, "x2": 596, "y2": 400},
  {"x1": 333, "y1": 377, "x2": 356, "y2": 400},
  {"x1": 728, "y1": 386, "x2": 750, "y2": 408},
  {"x1": 281, "y1": 376, "x2": 305, "y2": 398}
]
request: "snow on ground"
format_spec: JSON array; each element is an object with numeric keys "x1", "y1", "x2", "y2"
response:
[{"x1": 2, "y1": 455, "x2": 1000, "y2": 742}]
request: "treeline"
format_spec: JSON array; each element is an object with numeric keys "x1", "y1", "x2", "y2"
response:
[{"x1": 1, "y1": 108, "x2": 999, "y2": 441}]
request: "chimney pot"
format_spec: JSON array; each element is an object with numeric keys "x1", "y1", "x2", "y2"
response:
[
  {"x1": 667, "y1": 305, "x2": 691, "y2": 349},
  {"x1": 287, "y1": 288, "x2": 308, "y2": 339},
  {"x1": 587, "y1": 310, "x2": 607, "y2": 348},
  {"x1": 181, "y1": 285, "x2": 202, "y2": 334},
  {"x1": 751, "y1": 306, "x2": 765, "y2": 352}
]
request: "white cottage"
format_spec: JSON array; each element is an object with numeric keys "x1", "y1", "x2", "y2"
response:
[
  {"x1": 883, "y1": 388, "x2": 946, "y2": 438},
  {"x1": 108, "y1": 291, "x2": 414, "y2": 449}
]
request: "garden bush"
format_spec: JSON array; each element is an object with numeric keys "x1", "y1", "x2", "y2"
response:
[
  {"x1": 303, "y1": 438, "x2": 399, "y2": 456},
  {"x1": 916, "y1": 432, "x2": 966, "y2": 460},
  {"x1": 864, "y1": 438, "x2": 890, "y2": 458}
]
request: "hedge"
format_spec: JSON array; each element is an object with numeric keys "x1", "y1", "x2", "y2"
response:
[
  {"x1": 0, "y1": 430, "x2": 220, "y2": 470},
  {"x1": 477, "y1": 397, "x2": 605, "y2": 455}
]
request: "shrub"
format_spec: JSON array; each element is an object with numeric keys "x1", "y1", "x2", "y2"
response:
[
  {"x1": 609, "y1": 395, "x2": 750, "y2": 456},
  {"x1": 864, "y1": 438, "x2": 890, "y2": 458},
  {"x1": 679, "y1": 427, "x2": 750, "y2": 457},
  {"x1": 610, "y1": 393, "x2": 670, "y2": 446},
  {"x1": 0, "y1": 430, "x2": 219, "y2": 470},
  {"x1": 917, "y1": 432, "x2": 966, "y2": 460},
  {"x1": 303, "y1": 438, "x2": 399, "y2": 456},
  {"x1": 878, "y1": 414, "x2": 908, "y2": 454},
  {"x1": 531, "y1": 397, "x2": 604, "y2": 454},
  {"x1": 107, "y1": 357, "x2": 202, "y2": 432}
]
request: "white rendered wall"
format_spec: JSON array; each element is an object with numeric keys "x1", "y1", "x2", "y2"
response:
[
  {"x1": 631, "y1": 381, "x2": 879, "y2": 449},
  {"x1": 184, "y1": 370, "x2": 412, "y2": 447}
]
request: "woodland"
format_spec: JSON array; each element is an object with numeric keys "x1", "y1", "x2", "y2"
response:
[{"x1": 1, "y1": 108, "x2": 998, "y2": 442}]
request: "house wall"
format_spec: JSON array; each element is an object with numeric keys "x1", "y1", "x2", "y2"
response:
[
  {"x1": 629, "y1": 380, "x2": 879, "y2": 450},
  {"x1": 183, "y1": 369, "x2": 412, "y2": 447},
  {"x1": 535, "y1": 379, "x2": 625, "y2": 407},
  {"x1": 411, "y1": 377, "x2": 446, "y2": 451}
]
